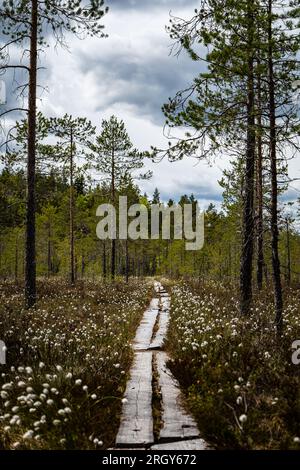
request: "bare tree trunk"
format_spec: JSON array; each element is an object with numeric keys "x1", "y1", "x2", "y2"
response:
[
  {"x1": 81, "y1": 250, "x2": 85, "y2": 279},
  {"x1": 102, "y1": 240, "x2": 107, "y2": 280},
  {"x1": 15, "y1": 234, "x2": 19, "y2": 283},
  {"x1": 47, "y1": 221, "x2": 51, "y2": 277},
  {"x1": 111, "y1": 147, "x2": 116, "y2": 280},
  {"x1": 268, "y1": 0, "x2": 283, "y2": 333},
  {"x1": 125, "y1": 239, "x2": 129, "y2": 283},
  {"x1": 256, "y1": 62, "x2": 264, "y2": 290},
  {"x1": 285, "y1": 218, "x2": 291, "y2": 286},
  {"x1": 240, "y1": 0, "x2": 256, "y2": 315},
  {"x1": 0, "y1": 238, "x2": 2, "y2": 274},
  {"x1": 69, "y1": 127, "x2": 75, "y2": 285},
  {"x1": 25, "y1": 0, "x2": 38, "y2": 308}
]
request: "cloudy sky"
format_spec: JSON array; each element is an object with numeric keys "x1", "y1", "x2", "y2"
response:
[
  {"x1": 34, "y1": 0, "x2": 231, "y2": 208},
  {"x1": 3, "y1": 0, "x2": 300, "y2": 208}
]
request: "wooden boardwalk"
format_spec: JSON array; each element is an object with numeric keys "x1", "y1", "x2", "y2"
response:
[
  {"x1": 115, "y1": 282, "x2": 209, "y2": 450},
  {"x1": 115, "y1": 351, "x2": 154, "y2": 447}
]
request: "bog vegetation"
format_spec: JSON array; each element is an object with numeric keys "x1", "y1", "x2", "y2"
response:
[{"x1": 0, "y1": 0, "x2": 300, "y2": 450}]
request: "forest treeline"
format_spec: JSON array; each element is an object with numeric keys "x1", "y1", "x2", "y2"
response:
[{"x1": 1, "y1": 160, "x2": 300, "y2": 287}]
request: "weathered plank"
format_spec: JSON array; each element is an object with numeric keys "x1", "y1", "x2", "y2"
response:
[
  {"x1": 151, "y1": 439, "x2": 208, "y2": 450},
  {"x1": 116, "y1": 351, "x2": 154, "y2": 447},
  {"x1": 156, "y1": 351, "x2": 200, "y2": 442},
  {"x1": 115, "y1": 283, "x2": 210, "y2": 450},
  {"x1": 161, "y1": 295, "x2": 170, "y2": 311},
  {"x1": 150, "y1": 296, "x2": 170, "y2": 350},
  {"x1": 133, "y1": 298, "x2": 159, "y2": 350},
  {"x1": 154, "y1": 281, "x2": 162, "y2": 293}
]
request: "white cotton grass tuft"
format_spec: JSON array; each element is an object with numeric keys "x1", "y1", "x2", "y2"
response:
[
  {"x1": 236, "y1": 396, "x2": 243, "y2": 405},
  {"x1": 23, "y1": 430, "x2": 34, "y2": 439},
  {"x1": 239, "y1": 414, "x2": 247, "y2": 424},
  {"x1": 93, "y1": 438, "x2": 103, "y2": 446}
]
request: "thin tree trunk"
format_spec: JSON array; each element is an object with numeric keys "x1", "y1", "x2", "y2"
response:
[
  {"x1": 102, "y1": 240, "x2": 107, "y2": 280},
  {"x1": 15, "y1": 234, "x2": 19, "y2": 282},
  {"x1": 47, "y1": 221, "x2": 51, "y2": 277},
  {"x1": 240, "y1": 0, "x2": 256, "y2": 315},
  {"x1": 111, "y1": 147, "x2": 116, "y2": 280},
  {"x1": 268, "y1": 0, "x2": 283, "y2": 333},
  {"x1": 81, "y1": 250, "x2": 85, "y2": 279},
  {"x1": 256, "y1": 60, "x2": 264, "y2": 290},
  {"x1": 125, "y1": 239, "x2": 129, "y2": 283},
  {"x1": 285, "y1": 218, "x2": 291, "y2": 286},
  {"x1": 228, "y1": 243, "x2": 232, "y2": 279},
  {"x1": 25, "y1": 0, "x2": 38, "y2": 308},
  {"x1": 69, "y1": 127, "x2": 75, "y2": 285}
]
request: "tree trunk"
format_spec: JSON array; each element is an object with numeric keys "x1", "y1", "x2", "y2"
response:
[
  {"x1": 125, "y1": 239, "x2": 129, "y2": 283},
  {"x1": 47, "y1": 221, "x2": 51, "y2": 277},
  {"x1": 15, "y1": 234, "x2": 19, "y2": 283},
  {"x1": 285, "y1": 218, "x2": 291, "y2": 286},
  {"x1": 81, "y1": 251, "x2": 85, "y2": 279},
  {"x1": 268, "y1": 0, "x2": 283, "y2": 333},
  {"x1": 256, "y1": 60, "x2": 264, "y2": 290},
  {"x1": 240, "y1": 0, "x2": 256, "y2": 316},
  {"x1": 25, "y1": 0, "x2": 38, "y2": 308},
  {"x1": 69, "y1": 127, "x2": 75, "y2": 285},
  {"x1": 102, "y1": 240, "x2": 107, "y2": 280},
  {"x1": 111, "y1": 147, "x2": 116, "y2": 280}
]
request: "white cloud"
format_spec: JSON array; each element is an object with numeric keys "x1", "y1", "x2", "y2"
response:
[
  {"x1": 3, "y1": 0, "x2": 298, "y2": 209},
  {"x1": 35, "y1": 1, "x2": 225, "y2": 205}
]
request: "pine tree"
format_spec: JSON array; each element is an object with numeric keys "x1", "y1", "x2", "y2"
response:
[
  {"x1": 88, "y1": 115, "x2": 151, "y2": 279},
  {"x1": 47, "y1": 115, "x2": 96, "y2": 285},
  {"x1": 152, "y1": 188, "x2": 160, "y2": 204},
  {"x1": 0, "y1": 0, "x2": 108, "y2": 307},
  {"x1": 154, "y1": 0, "x2": 300, "y2": 321}
]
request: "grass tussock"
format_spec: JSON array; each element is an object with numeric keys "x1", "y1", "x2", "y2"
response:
[
  {"x1": 0, "y1": 278, "x2": 153, "y2": 450},
  {"x1": 166, "y1": 281, "x2": 300, "y2": 450}
]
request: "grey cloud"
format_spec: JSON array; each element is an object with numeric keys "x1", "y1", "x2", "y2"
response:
[
  {"x1": 107, "y1": 0, "x2": 198, "y2": 11},
  {"x1": 77, "y1": 46, "x2": 203, "y2": 123},
  {"x1": 163, "y1": 180, "x2": 222, "y2": 202}
]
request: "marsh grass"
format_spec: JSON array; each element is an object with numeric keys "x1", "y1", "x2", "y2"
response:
[
  {"x1": 0, "y1": 278, "x2": 153, "y2": 449},
  {"x1": 166, "y1": 281, "x2": 300, "y2": 449}
]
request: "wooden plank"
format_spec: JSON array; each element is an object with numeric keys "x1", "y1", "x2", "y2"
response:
[
  {"x1": 150, "y1": 295, "x2": 170, "y2": 350},
  {"x1": 154, "y1": 281, "x2": 162, "y2": 293},
  {"x1": 161, "y1": 296, "x2": 170, "y2": 311},
  {"x1": 116, "y1": 351, "x2": 154, "y2": 447},
  {"x1": 133, "y1": 298, "x2": 159, "y2": 350},
  {"x1": 151, "y1": 439, "x2": 208, "y2": 450},
  {"x1": 156, "y1": 352, "x2": 200, "y2": 441}
]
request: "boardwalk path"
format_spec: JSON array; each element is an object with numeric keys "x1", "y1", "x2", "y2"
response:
[{"x1": 115, "y1": 281, "x2": 208, "y2": 450}]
